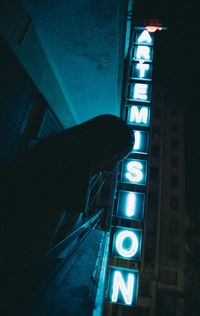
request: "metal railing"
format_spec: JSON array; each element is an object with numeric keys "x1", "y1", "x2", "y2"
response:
[
  {"x1": 34, "y1": 172, "x2": 110, "y2": 287},
  {"x1": 29, "y1": 169, "x2": 113, "y2": 313},
  {"x1": 41, "y1": 208, "x2": 104, "y2": 268}
]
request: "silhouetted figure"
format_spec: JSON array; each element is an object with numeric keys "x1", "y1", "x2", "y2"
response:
[{"x1": 0, "y1": 114, "x2": 134, "y2": 315}]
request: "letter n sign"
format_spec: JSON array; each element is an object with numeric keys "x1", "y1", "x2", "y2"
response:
[{"x1": 107, "y1": 267, "x2": 139, "y2": 306}]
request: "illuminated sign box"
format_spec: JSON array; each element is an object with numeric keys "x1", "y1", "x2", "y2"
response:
[
  {"x1": 121, "y1": 158, "x2": 148, "y2": 186},
  {"x1": 129, "y1": 83, "x2": 152, "y2": 103},
  {"x1": 127, "y1": 105, "x2": 150, "y2": 127},
  {"x1": 134, "y1": 29, "x2": 154, "y2": 46},
  {"x1": 106, "y1": 26, "x2": 158, "y2": 309},
  {"x1": 132, "y1": 130, "x2": 149, "y2": 155},
  {"x1": 111, "y1": 226, "x2": 142, "y2": 261},
  {"x1": 107, "y1": 266, "x2": 139, "y2": 306},
  {"x1": 116, "y1": 190, "x2": 145, "y2": 221},
  {"x1": 131, "y1": 62, "x2": 152, "y2": 81}
]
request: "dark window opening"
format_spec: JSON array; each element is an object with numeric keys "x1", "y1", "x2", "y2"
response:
[
  {"x1": 169, "y1": 245, "x2": 178, "y2": 259},
  {"x1": 152, "y1": 125, "x2": 160, "y2": 140},
  {"x1": 171, "y1": 122, "x2": 178, "y2": 132},
  {"x1": 139, "y1": 278, "x2": 151, "y2": 297},
  {"x1": 170, "y1": 175, "x2": 178, "y2": 187},
  {"x1": 171, "y1": 156, "x2": 179, "y2": 167},
  {"x1": 148, "y1": 192, "x2": 158, "y2": 208},
  {"x1": 150, "y1": 167, "x2": 159, "y2": 180},
  {"x1": 169, "y1": 219, "x2": 178, "y2": 233},
  {"x1": 164, "y1": 295, "x2": 176, "y2": 314},
  {"x1": 171, "y1": 138, "x2": 178, "y2": 149},
  {"x1": 159, "y1": 269, "x2": 177, "y2": 285},
  {"x1": 153, "y1": 91, "x2": 161, "y2": 101},
  {"x1": 144, "y1": 247, "x2": 154, "y2": 263},
  {"x1": 153, "y1": 107, "x2": 161, "y2": 118},
  {"x1": 151, "y1": 145, "x2": 160, "y2": 157},
  {"x1": 171, "y1": 109, "x2": 178, "y2": 117},
  {"x1": 170, "y1": 196, "x2": 178, "y2": 209}
]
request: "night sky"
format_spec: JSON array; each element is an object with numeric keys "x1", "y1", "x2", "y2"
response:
[{"x1": 134, "y1": 0, "x2": 200, "y2": 206}]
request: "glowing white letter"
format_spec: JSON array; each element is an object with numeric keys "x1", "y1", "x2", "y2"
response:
[
  {"x1": 112, "y1": 271, "x2": 134, "y2": 305},
  {"x1": 136, "y1": 46, "x2": 151, "y2": 61},
  {"x1": 115, "y1": 230, "x2": 139, "y2": 258},
  {"x1": 137, "y1": 30, "x2": 152, "y2": 44},
  {"x1": 136, "y1": 63, "x2": 149, "y2": 78},
  {"x1": 133, "y1": 131, "x2": 141, "y2": 151},
  {"x1": 133, "y1": 84, "x2": 148, "y2": 101},
  {"x1": 126, "y1": 192, "x2": 136, "y2": 217},
  {"x1": 126, "y1": 161, "x2": 143, "y2": 183},
  {"x1": 130, "y1": 106, "x2": 149, "y2": 124}
]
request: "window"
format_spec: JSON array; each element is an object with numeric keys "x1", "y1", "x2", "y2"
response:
[
  {"x1": 148, "y1": 191, "x2": 158, "y2": 208},
  {"x1": 152, "y1": 125, "x2": 160, "y2": 140},
  {"x1": 140, "y1": 307, "x2": 150, "y2": 316},
  {"x1": 164, "y1": 295, "x2": 176, "y2": 314},
  {"x1": 130, "y1": 307, "x2": 150, "y2": 316},
  {"x1": 170, "y1": 196, "x2": 178, "y2": 209},
  {"x1": 144, "y1": 247, "x2": 154, "y2": 263},
  {"x1": 171, "y1": 109, "x2": 178, "y2": 117},
  {"x1": 169, "y1": 219, "x2": 178, "y2": 233},
  {"x1": 112, "y1": 304, "x2": 120, "y2": 316},
  {"x1": 147, "y1": 218, "x2": 156, "y2": 233},
  {"x1": 153, "y1": 107, "x2": 161, "y2": 118},
  {"x1": 170, "y1": 175, "x2": 178, "y2": 187},
  {"x1": 159, "y1": 269, "x2": 177, "y2": 285},
  {"x1": 169, "y1": 245, "x2": 178, "y2": 259},
  {"x1": 171, "y1": 138, "x2": 178, "y2": 149},
  {"x1": 164, "y1": 295, "x2": 174, "y2": 307},
  {"x1": 171, "y1": 122, "x2": 178, "y2": 132},
  {"x1": 140, "y1": 278, "x2": 151, "y2": 297},
  {"x1": 150, "y1": 167, "x2": 159, "y2": 180},
  {"x1": 151, "y1": 145, "x2": 160, "y2": 157},
  {"x1": 146, "y1": 230, "x2": 155, "y2": 247},
  {"x1": 171, "y1": 156, "x2": 179, "y2": 167},
  {"x1": 153, "y1": 91, "x2": 161, "y2": 101}
]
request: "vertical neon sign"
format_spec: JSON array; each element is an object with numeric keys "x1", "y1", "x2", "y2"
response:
[{"x1": 107, "y1": 26, "x2": 156, "y2": 307}]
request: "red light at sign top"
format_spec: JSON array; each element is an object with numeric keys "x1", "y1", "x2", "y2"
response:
[{"x1": 145, "y1": 26, "x2": 162, "y2": 32}]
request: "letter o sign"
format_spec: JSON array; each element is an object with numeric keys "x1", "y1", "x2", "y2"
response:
[{"x1": 115, "y1": 230, "x2": 139, "y2": 258}]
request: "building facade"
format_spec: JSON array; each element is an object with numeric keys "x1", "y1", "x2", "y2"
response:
[
  {"x1": 143, "y1": 90, "x2": 185, "y2": 316},
  {"x1": 0, "y1": 1, "x2": 186, "y2": 315},
  {"x1": 105, "y1": 88, "x2": 186, "y2": 316}
]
